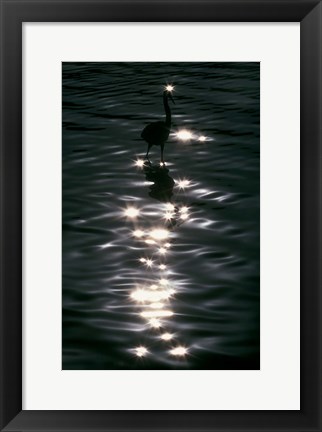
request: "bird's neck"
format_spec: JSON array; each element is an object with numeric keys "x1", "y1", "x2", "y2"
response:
[{"x1": 163, "y1": 93, "x2": 171, "y2": 127}]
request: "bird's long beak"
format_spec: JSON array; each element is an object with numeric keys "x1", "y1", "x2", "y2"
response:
[{"x1": 169, "y1": 93, "x2": 175, "y2": 104}]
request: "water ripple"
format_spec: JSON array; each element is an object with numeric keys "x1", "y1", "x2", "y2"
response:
[{"x1": 63, "y1": 62, "x2": 260, "y2": 370}]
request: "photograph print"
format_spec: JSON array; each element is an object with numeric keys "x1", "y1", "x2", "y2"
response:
[{"x1": 62, "y1": 62, "x2": 260, "y2": 370}]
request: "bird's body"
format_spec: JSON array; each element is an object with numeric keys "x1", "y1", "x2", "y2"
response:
[
  {"x1": 141, "y1": 89, "x2": 174, "y2": 164},
  {"x1": 141, "y1": 121, "x2": 170, "y2": 146}
]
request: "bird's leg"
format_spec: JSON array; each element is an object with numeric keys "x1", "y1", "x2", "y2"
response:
[
  {"x1": 145, "y1": 143, "x2": 152, "y2": 160},
  {"x1": 160, "y1": 143, "x2": 165, "y2": 166}
]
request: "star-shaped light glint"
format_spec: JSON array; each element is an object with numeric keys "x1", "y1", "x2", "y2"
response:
[
  {"x1": 124, "y1": 207, "x2": 140, "y2": 218},
  {"x1": 198, "y1": 135, "x2": 207, "y2": 142},
  {"x1": 135, "y1": 346, "x2": 148, "y2": 357},
  {"x1": 175, "y1": 130, "x2": 193, "y2": 141},
  {"x1": 169, "y1": 346, "x2": 188, "y2": 356},
  {"x1": 135, "y1": 159, "x2": 145, "y2": 168},
  {"x1": 165, "y1": 84, "x2": 174, "y2": 92}
]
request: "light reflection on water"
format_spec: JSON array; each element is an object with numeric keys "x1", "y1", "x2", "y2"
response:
[
  {"x1": 125, "y1": 160, "x2": 199, "y2": 360},
  {"x1": 62, "y1": 62, "x2": 260, "y2": 370}
]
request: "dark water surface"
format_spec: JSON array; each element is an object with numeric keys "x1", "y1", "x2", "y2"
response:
[{"x1": 62, "y1": 62, "x2": 260, "y2": 369}]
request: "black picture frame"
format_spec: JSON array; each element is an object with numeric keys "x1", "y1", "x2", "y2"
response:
[{"x1": 0, "y1": 1, "x2": 321, "y2": 431}]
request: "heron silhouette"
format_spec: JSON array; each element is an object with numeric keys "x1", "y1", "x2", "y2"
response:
[{"x1": 141, "y1": 86, "x2": 175, "y2": 164}]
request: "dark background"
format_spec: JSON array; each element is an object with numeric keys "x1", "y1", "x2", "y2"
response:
[{"x1": 62, "y1": 62, "x2": 260, "y2": 370}]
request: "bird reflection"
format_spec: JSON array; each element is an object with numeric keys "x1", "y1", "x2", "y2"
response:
[{"x1": 143, "y1": 162, "x2": 175, "y2": 204}]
